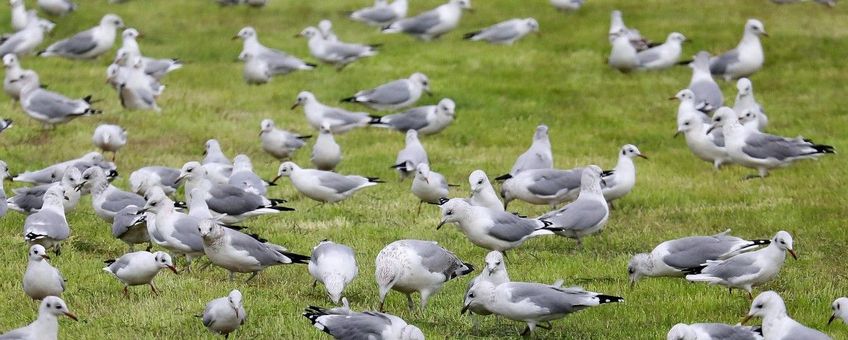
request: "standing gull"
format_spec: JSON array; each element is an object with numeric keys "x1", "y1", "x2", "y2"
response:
[
  {"x1": 463, "y1": 18, "x2": 539, "y2": 45},
  {"x1": 0, "y1": 18, "x2": 52, "y2": 57},
  {"x1": 0, "y1": 297, "x2": 77, "y2": 339},
  {"x1": 129, "y1": 166, "x2": 181, "y2": 196},
  {"x1": 381, "y1": 0, "x2": 472, "y2": 41},
  {"x1": 234, "y1": 27, "x2": 315, "y2": 76},
  {"x1": 15, "y1": 70, "x2": 101, "y2": 128},
  {"x1": 609, "y1": 10, "x2": 652, "y2": 51},
  {"x1": 463, "y1": 251, "x2": 510, "y2": 329},
  {"x1": 318, "y1": 20, "x2": 338, "y2": 42},
  {"x1": 466, "y1": 170, "x2": 503, "y2": 211},
  {"x1": 687, "y1": 51, "x2": 723, "y2": 113},
  {"x1": 393, "y1": 129, "x2": 428, "y2": 180},
  {"x1": 23, "y1": 185, "x2": 69, "y2": 255},
  {"x1": 38, "y1": 0, "x2": 75, "y2": 16},
  {"x1": 92, "y1": 124, "x2": 127, "y2": 161},
  {"x1": 637, "y1": 32, "x2": 686, "y2": 71},
  {"x1": 103, "y1": 250, "x2": 177, "y2": 297},
  {"x1": 673, "y1": 89, "x2": 730, "y2": 169},
  {"x1": 119, "y1": 28, "x2": 182, "y2": 80},
  {"x1": 601, "y1": 144, "x2": 647, "y2": 203},
  {"x1": 308, "y1": 240, "x2": 358, "y2": 304},
  {"x1": 496, "y1": 124, "x2": 553, "y2": 180},
  {"x1": 141, "y1": 187, "x2": 205, "y2": 270},
  {"x1": 273, "y1": 161, "x2": 381, "y2": 204},
  {"x1": 39, "y1": 14, "x2": 124, "y2": 59},
  {"x1": 742, "y1": 291, "x2": 831, "y2": 339},
  {"x1": 23, "y1": 244, "x2": 65, "y2": 300},
  {"x1": 375, "y1": 239, "x2": 473, "y2": 311},
  {"x1": 298, "y1": 26, "x2": 378, "y2": 71},
  {"x1": 711, "y1": 19, "x2": 768, "y2": 81},
  {"x1": 0, "y1": 118, "x2": 11, "y2": 133},
  {"x1": 500, "y1": 167, "x2": 583, "y2": 209},
  {"x1": 311, "y1": 122, "x2": 342, "y2": 171},
  {"x1": 303, "y1": 305, "x2": 425, "y2": 340},
  {"x1": 349, "y1": 0, "x2": 408, "y2": 27},
  {"x1": 733, "y1": 78, "x2": 768, "y2": 131},
  {"x1": 667, "y1": 323, "x2": 763, "y2": 340},
  {"x1": 203, "y1": 139, "x2": 230, "y2": 165},
  {"x1": 80, "y1": 166, "x2": 146, "y2": 222},
  {"x1": 260, "y1": 119, "x2": 310, "y2": 161},
  {"x1": 369, "y1": 98, "x2": 456, "y2": 135},
  {"x1": 111, "y1": 205, "x2": 150, "y2": 252},
  {"x1": 239, "y1": 51, "x2": 279, "y2": 85},
  {"x1": 342, "y1": 72, "x2": 431, "y2": 111},
  {"x1": 292, "y1": 91, "x2": 377, "y2": 133},
  {"x1": 608, "y1": 29, "x2": 639, "y2": 72},
  {"x1": 201, "y1": 290, "x2": 246, "y2": 338},
  {"x1": 228, "y1": 154, "x2": 269, "y2": 196},
  {"x1": 541, "y1": 165, "x2": 609, "y2": 246},
  {"x1": 411, "y1": 163, "x2": 451, "y2": 214}
]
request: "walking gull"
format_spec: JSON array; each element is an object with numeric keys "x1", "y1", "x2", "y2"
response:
[
  {"x1": 496, "y1": 124, "x2": 553, "y2": 180},
  {"x1": 273, "y1": 161, "x2": 381, "y2": 204},
  {"x1": 23, "y1": 244, "x2": 65, "y2": 300},
  {"x1": 687, "y1": 51, "x2": 723, "y2": 113},
  {"x1": 292, "y1": 91, "x2": 377, "y2": 133},
  {"x1": 711, "y1": 19, "x2": 768, "y2": 81},
  {"x1": 466, "y1": 170, "x2": 503, "y2": 211},
  {"x1": 303, "y1": 305, "x2": 425, "y2": 340},
  {"x1": 260, "y1": 119, "x2": 310, "y2": 161},
  {"x1": 709, "y1": 107, "x2": 834, "y2": 178},
  {"x1": 311, "y1": 122, "x2": 342, "y2": 171},
  {"x1": 0, "y1": 297, "x2": 77, "y2": 339},
  {"x1": 369, "y1": 98, "x2": 456, "y2": 135},
  {"x1": 15, "y1": 70, "x2": 102, "y2": 128},
  {"x1": 628, "y1": 229, "x2": 769, "y2": 287},
  {"x1": 673, "y1": 89, "x2": 730, "y2": 169},
  {"x1": 733, "y1": 78, "x2": 768, "y2": 131},
  {"x1": 541, "y1": 165, "x2": 609, "y2": 246},
  {"x1": 342, "y1": 72, "x2": 431, "y2": 111},
  {"x1": 111, "y1": 205, "x2": 150, "y2": 252},
  {"x1": 500, "y1": 167, "x2": 583, "y2": 209},
  {"x1": 742, "y1": 291, "x2": 831, "y2": 339},
  {"x1": 637, "y1": 32, "x2": 686, "y2": 71},
  {"x1": 80, "y1": 166, "x2": 146, "y2": 222},
  {"x1": 234, "y1": 27, "x2": 315, "y2": 76},
  {"x1": 685, "y1": 230, "x2": 796, "y2": 298},
  {"x1": 103, "y1": 250, "x2": 177, "y2": 297},
  {"x1": 23, "y1": 185, "x2": 69, "y2": 255},
  {"x1": 831, "y1": 297, "x2": 848, "y2": 325},
  {"x1": 201, "y1": 290, "x2": 246, "y2": 338},
  {"x1": 381, "y1": 0, "x2": 472, "y2": 41},
  {"x1": 667, "y1": 323, "x2": 763, "y2": 340},
  {"x1": 10, "y1": 0, "x2": 27, "y2": 31},
  {"x1": 601, "y1": 145, "x2": 647, "y2": 203},
  {"x1": 392, "y1": 129, "x2": 428, "y2": 180},
  {"x1": 376, "y1": 239, "x2": 473, "y2": 312},
  {"x1": 92, "y1": 124, "x2": 127, "y2": 161},
  {"x1": 308, "y1": 240, "x2": 358, "y2": 304},
  {"x1": 39, "y1": 14, "x2": 124, "y2": 59},
  {"x1": 298, "y1": 26, "x2": 378, "y2": 71},
  {"x1": 463, "y1": 18, "x2": 539, "y2": 45},
  {"x1": 38, "y1": 0, "x2": 75, "y2": 16}
]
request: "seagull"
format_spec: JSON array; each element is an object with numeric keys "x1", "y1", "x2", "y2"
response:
[
  {"x1": 0, "y1": 17, "x2": 51, "y2": 57},
  {"x1": 203, "y1": 139, "x2": 230, "y2": 165},
  {"x1": 601, "y1": 145, "x2": 647, "y2": 203},
  {"x1": 308, "y1": 240, "x2": 358, "y2": 304},
  {"x1": 37, "y1": 0, "x2": 76, "y2": 16},
  {"x1": 637, "y1": 32, "x2": 686, "y2": 70},
  {"x1": 609, "y1": 10, "x2": 653, "y2": 51},
  {"x1": 411, "y1": 163, "x2": 452, "y2": 214},
  {"x1": 103, "y1": 250, "x2": 177, "y2": 297},
  {"x1": 311, "y1": 122, "x2": 342, "y2": 171},
  {"x1": 14, "y1": 70, "x2": 102, "y2": 128},
  {"x1": 303, "y1": 305, "x2": 425, "y2": 340},
  {"x1": 831, "y1": 297, "x2": 848, "y2": 325},
  {"x1": 23, "y1": 185, "x2": 69, "y2": 255},
  {"x1": 368, "y1": 98, "x2": 456, "y2": 135},
  {"x1": 140, "y1": 187, "x2": 205, "y2": 270},
  {"x1": 111, "y1": 205, "x2": 151, "y2": 252},
  {"x1": 495, "y1": 124, "x2": 553, "y2": 180},
  {"x1": 39, "y1": 14, "x2": 124, "y2": 59},
  {"x1": 437, "y1": 198, "x2": 560, "y2": 252},
  {"x1": 667, "y1": 323, "x2": 763, "y2": 340},
  {"x1": 541, "y1": 165, "x2": 609, "y2": 246},
  {"x1": 198, "y1": 220, "x2": 310, "y2": 282},
  {"x1": 0, "y1": 117, "x2": 11, "y2": 133},
  {"x1": 463, "y1": 18, "x2": 539, "y2": 45},
  {"x1": 4, "y1": 55, "x2": 27, "y2": 101},
  {"x1": 742, "y1": 291, "x2": 831, "y2": 339},
  {"x1": 466, "y1": 170, "x2": 503, "y2": 211},
  {"x1": 462, "y1": 280, "x2": 623, "y2": 336},
  {"x1": 686, "y1": 230, "x2": 797, "y2": 298},
  {"x1": 550, "y1": 0, "x2": 584, "y2": 11},
  {"x1": 341, "y1": 72, "x2": 431, "y2": 111},
  {"x1": 297, "y1": 26, "x2": 378, "y2": 71},
  {"x1": 709, "y1": 107, "x2": 834, "y2": 178},
  {"x1": 291, "y1": 91, "x2": 377, "y2": 133},
  {"x1": 463, "y1": 251, "x2": 509, "y2": 328},
  {"x1": 392, "y1": 129, "x2": 428, "y2": 180},
  {"x1": 234, "y1": 27, "x2": 315, "y2": 76},
  {"x1": 381, "y1": 0, "x2": 472, "y2": 41},
  {"x1": 119, "y1": 28, "x2": 182, "y2": 80},
  {"x1": 8, "y1": 167, "x2": 82, "y2": 214},
  {"x1": 201, "y1": 290, "x2": 246, "y2": 338},
  {"x1": 259, "y1": 119, "x2": 310, "y2": 161},
  {"x1": 673, "y1": 89, "x2": 730, "y2": 169},
  {"x1": 500, "y1": 167, "x2": 583, "y2": 209},
  {"x1": 23, "y1": 244, "x2": 65, "y2": 300},
  {"x1": 687, "y1": 51, "x2": 723, "y2": 113},
  {"x1": 129, "y1": 166, "x2": 181, "y2": 196},
  {"x1": 628, "y1": 230, "x2": 769, "y2": 287},
  {"x1": 0, "y1": 296, "x2": 77, "y2": 339},
  {"x1": 349, "y1": 0, "x2": 408, "y2": 27},
  {"x1": 228, "y1": 154, "x2": 270, "y2": 196},
  {"x1": 733, "y1": 78, "x2": 768, "y2": 131},
  {"x1": 116, "y1": 56, "x2": 163, "y2": 112},
  {"x1": 375, "y1": 239, "x2": 473, "y2": 312},
  {"x1": 711, "y1": 19, "x2": 768, "y2": 81},
  {"x1": 608, "y1": 29, "x2": 639, "y2": 72},
  {"x1": 317, "y1": 20, "x2": 339, "y2": 42},
  {"x1": 92, "y1": 124, "x2": 127, "y2": 161},
  {"x1": 13, "y1": 151, "x2": 113, "y2": 185},
  {"x1": 238, "y1": 51, "x2": 277, "y2": 85},
  {"x1": 273, "y1": 161, "x2": 381, "y2": 204},
  {"x1": 80, "y1": 166, "x2": 146, "y2": 222},
  {"x1": 10, "y1": 0, "x2": 28, "y2": 31}
]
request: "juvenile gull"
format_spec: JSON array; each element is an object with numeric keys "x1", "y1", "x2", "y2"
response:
[
  {"x1": 92, "y1": 124, "x2": 127, "y2": 161},
  {"x1": 495, "y1": 124, "x2": 553, "y2": 180},
  {"x1": 80, "y1": 166, "x2": 146, "y2": 222},
  {"x1": 298, "y1": 26, "x2": 378, "y2": 71},
  {"x1": 742, "y1": 291, "x2": 831, "y2": 339},
  {"x1": 438, "y1": 198, "x2": 560, "y2": 252},
  {"x1": 667, "y1": 323, "x2": 763, "y2": 340},
  {"x1": 608, "y1": 29, "x2": 638, "y2": 72},
  {"x1": 103, "y1": 250, "x2": 177, "y2": 297},
  {"x1": 292, "y1": 91, "x2": 377, "y2": 133},
  {"x1": 687, "y1": 51, "x2": 723, "y2": 113},
  {"x1": 349, "y1": 0, "x2": 408, "y2": 27},
  {"x1": 0, "y1": 296, "x2": 77, "y2": 339},
  {"x1": 637, "y1": 32, "x2": 686, "y2": 71},
  {"x1": 463, "y1": 18, "x2": 539, "y2": 45},
  {"x1": 711, "y1": 19, "x2": 768, "y2": 81},
  {"x1": 375, "y1": 239, "x2": 473, "y2": 311},
  {"x1": 111, "y1": 205, "x2": 151, "y2": 252},
  {"x1": 8, "y1": 167, "x2": 82, "y2": 214},
  {"x1": 673, "y1": 89, "x2": 730, "y2": 169},
  {"x1": 311, "y1": 122, "x2": 342, "y2": 171},
  {"x1": 392, "y1": 129, "x2": 428, "y2": 180},
  {"x1": 201, "y1": 290, "x2": 246, "y2": 338},
  {"x1": 500, "y1": 167, "x2": 583, "y2": 209},
  {"x1": 234, "y1": 27, "x2": 315, "y2": 76},
  {"x1": 308, "y1": 240, "x2": 358, "y2": 304},
  {"x1": 39, "y1": 14, "x2": 123, "y2": 59},
  {"x1": 466, "y1": 169, "x2": 503, "y2": 211},
  {"x1": 411, "y1": 163, "x2": 450, "y2": 206},
  {"x1": 541, "y1": 165, "x2": 609, "y2": 246},
  {"x1": 15, "y1": 70, "x2": 101, "y2": 128},
  {"x1": 23, "y1": 245, "x2": 65, "y2": 300},
  {"x1": 273, "y1": 161, "x2": 381, "y2": 204},
  {"x1": 830, "y1": 297, "x2": 848, "y2": 325},
  {"x1": 601, "y1": 145, "x2": 647, "y2": 203},
  {"x1": 628, "y1": 230, "x2": 769, "y2": 286},
  {"x1": 382, "y1": 0, "x2": 472, "y2": 41},
  {"x1": 341, "y1": 72, "x2": 430, "y2": 111},
  {"x1": 733, "y1": 78, "x2": 768, "y2": 131},
  {"x1": 38, "y1": 0, "x2": 76, "y2": 16},
  {"x1": 369, "y1": 98, "x2": 456, "y2": 135},
  {"x1": 303, "y1": 305, "x2": 425, "y2": 340},
  {"x1": 22, "y1": 185, "x2": 69, "y2": 255},
  {"x1": 259, "y1": 118, "x2": 310, "y2": 161},
  {"x1": 686, "y1": 230, "x2": 797, "y2": 298}
]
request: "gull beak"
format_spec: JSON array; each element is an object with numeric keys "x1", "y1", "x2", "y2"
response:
[
  {"x1": 64, "y1": 195, "x2": 70, "y2": 201},
  {"x1": 167, "y1": 265, "x2": 178, "y2": 274},
  {"x1": 436, "y1": 219, "x2": 447, "y2": 230},
  {"x1": 706, "y1": 124, "x2": 717, "y2": 134},
  {"x1": 138, "y1": 207, "x2": 150, "y2": 213},
  {"x1": 788, "y1": 249, "x2": 797, "y2": 260},
  {"x1": 269, "y1": 175, "x2": 282, "y2": 184},
  {"x1": 42, "y1": 254, "x2": 51, "y2": 260},
  {"x1": 74, "y1": 182, "x2": 85, "y2": 191},
  {"x1": 460, "y1": 304, "x2": 470, "y2": 315},
  {"x1": 673, "y1": 131, "x2": 681, "y2": 138},
  {"x1": 668, "y1": 96, "x2": 678, "y2": 100},
  {"x1": 175, "y1": 174, "x2": 186, "y2": 183},
  {"x1": 829, "y1": 314, "x2": 836, "y2": 324},
  {"x1": 740, "y1": 314, "x2": 753, "y2": 325},
  {"x1": 761, "y1": 32, "x2": 769, "y2": 38},
  {"x1": 291, "y1": 101, "x2": 301, "y2": 110},
  {"x1": 64, "y1": 312, "x2": 78, "y2": 321},
  {"x1": 231, "y1": 35, "x2": 239, "y2": 40},
  {"x1": 637, "y1": 154, "x2": 648, "y2": 160}
]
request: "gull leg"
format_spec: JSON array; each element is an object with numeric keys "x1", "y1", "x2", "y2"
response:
[
  {"x1": 149, "y1": 281, "x2": 159, "y2": 295},
  {"x1": 311, "y1": 280, "x2": 318, "y2": 289},
  {"x1": 123, "y1": 286, "x2": 129, "y2": 298},
  {"x1": 245, "y1": 272, "x2": 259, "y2": 282},
  {"x1": 416, "y1": 201, "x2": 423, "y2": 217},
  {"x1": 145, "y1": 242, "x2": 153, "y2": 252},
  {"x1": 197, "y1": 260, "x2": 212, "y2": 271},
  {"x1": 406, "y1": 294, "x2": 415, "y2": 311},
  {"x1": 229, "y1": 271, "x2": 235, "y2": 282},
  {"x1": 378, "y1": 300, "x2": 384, "y2": 312},
  {"x1": 520, "y1": 325, "x2": 532, "y2": 337}
]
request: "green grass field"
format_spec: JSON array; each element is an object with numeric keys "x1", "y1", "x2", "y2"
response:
[{"x1": 1, "y1": 0, "x2": 847, "y2": 338}]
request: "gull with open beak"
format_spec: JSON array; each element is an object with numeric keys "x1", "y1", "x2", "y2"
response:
[{"x1": 741, "y1": 291, "x2": 831, "y2": 339}]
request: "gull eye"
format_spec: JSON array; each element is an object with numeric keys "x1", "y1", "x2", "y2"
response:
[
  {"x1": 477, "y1": 180, "x2": 483, "y2": 185},
  {"x1": 495, "y1": 261, "x2": 501, "y2": 266},
  {"x1": 55, "y1": 305, "x2": 61, "y2": 309},
  {"x1": 46, "y1": 303, "x2": 51, "y2": 308},
  {"x1": 468, "y1": 293, "x2": 474, "y2": 298},
  {"x1": 684, "y1": 122, "x2": 690, "y2": 126},
  {"x1": 628, "y1": 267, "x2": 634, "y2": 274},
  {"x1": 446, "y1": 210, "x2": 453, "y2": 215}
]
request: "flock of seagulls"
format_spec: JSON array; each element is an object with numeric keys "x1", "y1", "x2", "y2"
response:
[{"x1": 0, "y1": 0, "x2": 842, "y2": 339}]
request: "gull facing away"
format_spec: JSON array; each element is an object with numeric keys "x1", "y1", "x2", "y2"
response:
[
  {"x1": 120, "y1": 28, "x2": 182, "y2": 80},
  {"x1": 673, "y1": 89, "x2": 731, "y2": 169},
  {"x1": 234, "y1": 27, "x2": 315, "y2": 76},
  {"x1": 711, "y1": 19, "x2": 768, "y2": 81},
  {"x1": 637, "y1": 32, "x2": 686, "y2": 70},
  {"x1": 685, "y1": 230, "x2": 797, "y2": 298},
  {"x1": 0, "y1": 17, "x2": 52, "y2": 57},
  {"x1": 742, "y1": 291, "x2": 831, "y2": 339},
  {"x1": 298, "y1": 26, "x2": 379, "y2": 71},
  {"x1": 463, "y1": 251, "x2": 510, "y2": 330},
  {"x1": 13, "y1": 152, "x2": 113, "y2": 185},
  {"x1": 92, "y1": 124, "x2": 127, "y2": 161},
  {"x1": 273, "y1": 161, "x2": 382, "y2": 204},
  {"x1": 38, "y1": 0, "x2": 76, "y2": 16},
  {"x1": 608, "y1": 29, "x2": 638, "y2": 72},
  {"x1": 342, "y1": 72, "x2": 431, "y2": 111},
  {"x1": 228, "y1": 154, "x2": 270, "y2": 196},
  {"x1": 201, "y1": 290, "x2": 246, "y2": 338},
  {"x1": 103, "y1": 250, "x2": 177, "y2": 297},
  {"x1": 303, "y1": 305, "x2": 425, "y2": 340},
  {"x1": 112, "y1": 205, "x2": 150, "y2": 252},
  {"x1": 627, "y1": 230, "x2": 769, "y2": 287},
  {"x1": 292, "y1": 91, "x2": 378, "y2": 133},
  {"x1": 495, "y1": 124, "x2": 553, "y2": 181},
  {"x1": 709, "y1": 107, "x2": 834, "y2": 178},
  {"x1": 687, "y1": 51, "x2": 724, "y2": 113},
  {"x1": 500, "y1": 167, "x2": 583, "y2": 209},
  {"x1": 14, "y1": 70, "x2": 102, "y2": 128},
  {"x1": 350, "y1": 0, "x2": 408, "y2": 27},
  {"x1": 239, "y1": 51, "x2": 280, "y2": 85},
  {"x1": 308, "y1": 240, "x2": 358, "y2": 304},
  {"x1": 23, "y1": 245, "x2": 65, "y2": 300},
  {"x1": 116, "y1": 56, "x2": 163, "y2": 112},
  {"x1": 382, "y1": 0, "x2": 472, "y2": 41},
  {"x1": 312, "y1": 122, "x2": 342, "y2": 171},
  {"x1": 601, "y1": 144, "x2": 647, "y2": 203},
  {"x1": 466, "y1": 170, "x2": 503, "y2": 211},
  {"x1": 369, "y1": 98, "x2": 456, "y2": 135},
  {"x1": 129, "y1": 166, "x2": 181, "y2": 196},
  {"x1": 463, "y1": 280, "x2": 623, "y2": 336},
  {"x1": 541, "y1": 165, "x2": 609, "y2": 246},
  {"x1": 0, "y1": 296, "x2": 77, "y2": 339},
  {"x1": 609, "y1": 10, "x2": 652, "y2": 51},
  {"x1": 318, "y1": 20, "x2": 339, "y2": 42},
  {"x1": 393, "y1": 129, "x2": 428, "y2": 180},
  {"x1": 375, "y1": 239, "x2": 473, "y2": 312},
  {"x1": 23, "y1": 185, "x2": 69, "y2": 255},
  {"x1": 831, "y1": 297, "x2": 848, "y2": 325},
  {"x1": 259, "y1": 118, "x2": 311, "y2": 161},
  {"x1": 463, "y1": 18, "x2": 539, "y2": 45},
  {"x1": 203, "y1": 139, "x2": 231, "y2": 165},
  {"x1": 80, "y1": 166, "x2": 146, "y2": 222},
  {"x1": 411, "y1": 163, "x2": 451, "y2": 211},
  {"x1": 438, "y1": 198, "x2": 561, "y2": 252},
  {"x1": 39, "y1": 14, "x2": 124, "y2": 59},
  {"x1": 198, "y1": 220, "x2": 310, "y2": 282},
  {"x1": 733, "y1": 78, "x2": 768, "y2": 131},
  {"x1": 667, "y1": 323, "x2": 763, "y2": 340}
]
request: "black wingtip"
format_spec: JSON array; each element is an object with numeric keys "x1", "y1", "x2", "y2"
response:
[
  {"x1": 36, "y1": 50, "x2": 46, "y2": 56},
  {"x1": 437, "y1": 197, "x2": 450, "y2": 205},
  {"x1": 676, "y1": 59, "x2": 693, "y2": 66},
  {"x1": 267, "y1": 205, "x2": 295, "y2": 212},
  {"x1": 751, "y1": 239, "x2": 771, "y2": 245},
  {"x1": 284, "y1": 252, "x2": 311, "y2": 264},
  {"x1": 380, "y1": 24, "x2": 392, "y2": 32},
  {"x1": 269, "y1": 198, "x2": 288, "y2": 205},
  {"x1": 596, "y1": 294, "x2": 624, "y2": 304},
  {"x1": 462, "y1": 31, "x2": 479, "y2": 40},
  {"x1": 103, "y1": 259, "x2": 116, "y2": 265},
  {"x1": 368, "y1": 115, "x2": 382, "y2": 124},
  {"x1": 682, "y1": 265, "x2": 707, "y2": 275},
  {"x1": 296, "y1": 135, "x2": 313, "y2": 140},
  {"x1": 83, "y1": 95, "x2": 93, "y2": 104},
  {"x1": 246, "y1": 233, "x2": 268, "y2": 243},
  {"x1": 369, "y1": 43, "x2": 383, "y2": 49},
  {"x1": 367, "y1": 177, "x2": 384, "y2": 183},
  {"x1": 601, "y1": 170, "x2": 615, "y2": 177},
  {"x1": 306, "y1": 62, "x2": 318, "y2": 68},
  {"x1": 174, "y1": 201, "x2": 187, "y2": 209},
  {"x1": 812, "y1": 144, "x2": 835, "y2": 154},
  {"x1": 340, "y1": 96, "x2": 356, "y2": 103},
  {"x1": 494, "y1": 174, "x2": 512, "y2": 181}
]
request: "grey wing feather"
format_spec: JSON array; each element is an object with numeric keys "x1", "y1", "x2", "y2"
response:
[
  {"x1": 782, "y1": 325, "x2": 831, "y2": 340},
  {"x1": 0, "y1": 35, "x2": 24, "y2": 55},
  {"x1": 108, "y1": 255, "x2": 133, "y2": 274},
  {"x1": 8, "y1": 184, "x2": 49, "y2": 211},
  {"x1": 101, "y1": 191, "x2": 146, "y2": 214},
  {"x1": 383, "y1": 107, "x2": 431, "y2": 131},
  {"x1": 49, "y1": 31, "x2": 97, "y2": 55},
  {"x1": 408, "y1": 240, "x2": 464, "y2": 279},
  {"x1": 323, "y1": 108, "x2": 369, "y2": 125},
  {"x1": 359, "y1": 80, "x2": 410, "y2": 105},
  {"x1": 27, "y1": 90, "x2": 84, "y2": 119},
  {"x1": 508, "y1": 283, "x2": 589, "y2": 314},
  {"x1": 662, "y1": 236, "x2": 740, "y2": 269},
  {"x1": 549, "y1": 199, "x2": 607, "y2": 231},
  {"x1": 689, "y1": 80, "x2": 723, "y2": 110},
  {"x1": 397, "y1": 11, "x2": 442, "y2": 34},
  {"x1": 171, "y1": 215, "x2": 204, "y2": 251},
  {"x1": 227, "y1": 229, "x2": 290, "y2": 265},
  {"x1": 742, "y1": 133, "x2": 819, "y2": 160},
  {"x1": 701, "y1": 254, "x2": 759, "y2": 279},
  {"x1": 476, "y1": 23, "x2": 520, "y2": 42},
  {"x1": 710, "y1": 50, "x2": 740, "y2": 75},
  {"x1": 711, "y1": 129, "x2": 726, "y2": 147},
  {"x1": 694, "y1": 323, "x2": 761, "y2": 340},
  {"x1": 320, "y1": 312, "x2": 391, "y2": 339},
  {"x1": 526, "y1": 169, "x2": 582, "y2": 196},
  {"x1": 488, "y1": 212, "x2": 538, "y2": 241},
  {"x1": 637, "y1": 49, "x2": 662, "y2": 65},
  {"x1": 317, "y1": 173, "x2": 363, "y2": 193},
  {"x1": 357, "y1": 7, "x2": 398, "y2": 23},
  {"x1": 152, "y1": 167, "x2": 181, "y2": 188},
  {"x1": 24, "y1": 210, "x2": 68, "y2": 239},
  {"x1": 207, "y1": 185, "x2": 264, "y2": 215}
]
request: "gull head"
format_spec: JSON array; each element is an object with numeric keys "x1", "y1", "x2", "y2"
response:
[
  {"x1": 292, "y1": 91, "x2": 315, "y2": 110},
  {"x1": 62, "y1": 167, "x2": 82, "y2": 188},
  {"x1": 177, "y1": 161, "x2": 205, "y2": 183},
  {"x1": 122, "y1": 28, "x2": 140, "y2": 40},
  {"x1": 233, "y1": 154, "x2": 252, "y2": 170},
  {"x1": 737, "y1": 110, "x2": 759, "y2": 126},
  {"x1": 415, "y1": 163, "x2": 431, "y2": 183},
  {"x1": 197, "y1": 219, "x2": 223, "y2": 240},
  {"x1": 525, "y1": 18, "x2": 540, "y2": 32},
  {"x1": 3, "y1": 54, "x2": 18, "y2": 68},
  {"x1": 44, "y1": 184, "x2": 66, "y2": 205},
  {"x1": 38, "y1": 19, "x2": 55, "y2": 32},
  {"x1": 676, "y1": 115, "x2": 699, "y2": 137},
  {"x1": 437, "y1": 98, "x2": 456, "y2": 117},
  {"x1": 259, "y1": 118, "x2": 275, "y2": 134},
  {"x1": 450, "y1": 0, "x2": 472, "y2": 10},
  {"x1": 204, "y1": 139, "x2": 222, "y2": 156},
  {"x1": 831, "y1": 297, "x2": 848, "y2": 324},
  {"x1": 318, "y1": 121, "x2": 333, "y2": 134},
  {"x1": 404, "y1": 128, "x2": 419, "y2": 143},
  {"x1": 275, "y1": 161, "x2": 299, "y2": 179},
  {"x1": 228, "y1": 290, "x2": 244, "y2": 318},
  {"x1": 666, "y1": 324, "x2": 697, "y2": 340},
  {"x1": 40, "y1": 297, "x2": 77, "y2": 321},
  {"x1": 580, "y1": 165, "x2": 604, "y2": 191},
  {"x1": 691, "y1": 51, "x2": 711, "y2": 71},
  {"x1": 772, "y1": 230, "x2": 796, "y2": 259},
  {"x1": 671, "y1": 89, "x2": 695, "y2": 102},
  {"x1": 736, "y1": 78, "x2": 753, "y2": 96},
  {"x1": 101, "y1": 14, "x2": 125, "y2": 29},
  {"x1": 153, "y1": 251, "x2": 178, "y2": 274},
  {"x1": 10, "y1": 69, "x2": 39, "y2": 89},
  {"x1": 468, "y1": 170, "x2": 489, "y2": 193},
  {"x1": 298, "y1": 26, "x2": 321, "y2": 39},
  {"x1": 462, "y1": 280, "x2": 494, "y2": 315},
  {"x1": 627, "y1": 253, "x2": 650, "y2": 287},
  {"x1": 484, "y1": 250, "x2": 505, "y2": 275},
  {"x1": 707, "y1": 107, "x2": 737, "y2": 134},
  {"x1": 667, "y1": 32, "x2": 686, "y2": 44},
  {"x1": 29, "y1": 244, "x2": 50, "y2": 261},
  {"x1": 437, "y1": 198, "x2": 471, "y2": 229},
  {"x1": 534, "y1": 124, "x2": 549, "y2": 141},
  {"x1": 142, "y1": 186, "x2": 169, "y2": 213},
  {"x1": 620, "y1": 144, "x2": 647, "y2": 160},
  {"x1": 410, "y1": 72, "x2": 430, "y2": 94},
  {"x1": 745, "y1": 19, "x2": 767, "y2": 37},
  {"x1": 235, "y1": 26, "x2": 257, "y2": 40},
  {"x1": 80, "y1": 166, "x2": 107, "y2": 189},
  {"x1": 743, "y1": 291, "x2": 785, "y2": 323}
]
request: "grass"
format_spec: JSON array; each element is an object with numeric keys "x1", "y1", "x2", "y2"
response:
[{"x1": 1, "y1": 0, "x2": 846, "y2": 338}]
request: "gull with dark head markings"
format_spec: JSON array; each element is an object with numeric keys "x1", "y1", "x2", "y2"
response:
[
  {"x1": 15, "y1": 70, "x2": 102, "y2": 128},
  {"x1": 466, "y1": 170, "x2": 503, "y2": 211},
  {"x1": 303, "y1": 304, "x2": 425, "y2": 340},
  {"x1": 733, "y1": 78, "x2": 768, "y2": 131},
  {"x1": 831, "y1": 297, "x2": 848, "y2": 325},
  {"x1": 342, "y1": 72, "x2": 430, "y2": 111},
  {"x1": 260, "y1": 119, "x2": 310, "y2": 161},
  {"x1": 463, "y1": 251, "x2": 509, "y2": 330},
  {"x1": 495, "y1": 124, "x2": 552, "y2": 181},
  {"x1": 142, "y1": 186, "x2": 205, "y2": 269},
  {"x1": 637, "y1": 32, "x2": 686, "y2": 70},
  {"x1": 298, "y1": 26, "x2": 378, "y2": 71},
  {"x1": 601, "y1": 145, "x2": 647, "y2": 203},
  {"x1": 673, "y1": 89, "x2": 730, "y2": 169}
]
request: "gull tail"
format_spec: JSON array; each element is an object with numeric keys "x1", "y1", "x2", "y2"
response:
[
  {"x1": 366, "y1": 177, "x2": 384, "y2": 183},
  {"x1": 340, "y1": 96, "x2": 357, "y2": 103},
  {"x1": 296, "y1": 135, "x2": 313, "y2": 140},
  {"x1": 265, "y1": 205, "x2": 295, "y2": 212},
  {"x1": 303, "y1": 308, "x2": 333, "y2": 335},
  {"x1": 381, "y1": 24, "x2": 401, "y2": 33},
  {"x1": 595, "y1": 294, "x2": 624, "y2": 304},
  {"x1": 809, "y1": 143, "x2": 835, "y2": 155},
  {"x1": 281, "y1": 251, "x2": 311, "y2": 264},
  {"x1": 268, "y1": 198, "x2": 288, "y2": 205},
  {"x1": 462, "y1": 31, "x2": 481, "y2": 40},
  {"x1": 601, "y1": 169, "x2": 615, "y2": 177},
  {"x1": 450, "y1": 262, "x2": 475, "y2": 280},
  {"x1": 368, "y1": 115, "x2": 383, "y2": 124},
  {"x1": 676, "y1": 59, "x2": 693, "y2": 66},
  {"x1": 494, "y1": 173, "x2": 512, "y2": 181},
  {"x1": 302, "y1": 62, "x2": 318, "y2": 70},
  {"x1": 174, "y1": 201, "x2": 188, "y2": 209},
  {"x1": 24, "y1": 232, "x2": 47, "y2": 241}
]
